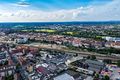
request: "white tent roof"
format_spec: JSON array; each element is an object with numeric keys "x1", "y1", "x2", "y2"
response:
[{"x1": 54, "y1": 73, "x2": 74, "y2": 80}]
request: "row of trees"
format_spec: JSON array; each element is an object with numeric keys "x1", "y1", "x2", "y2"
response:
[
  {"x1": 4, "y1": 75, "x2": 14, "y2": 80},
  {"x1": 0, "y1": 60, "x2": 8, "y2": 66},
  {"x1": 94, "y1": 74, "x2": 110, "y2": 80},
  {"x1": 67, "y1": 44, "x2": 120, "y2": 55}
]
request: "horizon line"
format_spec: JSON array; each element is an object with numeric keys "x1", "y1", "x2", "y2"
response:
[{"x1": 0, "y1": 20, "x2": 120, "y2": 23}]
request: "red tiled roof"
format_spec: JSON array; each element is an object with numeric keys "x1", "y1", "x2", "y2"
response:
[{"x1": 36, "y1": 66, "x2": 49, "y2": 75}]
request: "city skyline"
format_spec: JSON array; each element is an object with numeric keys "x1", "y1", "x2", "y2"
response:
[{"x1": 0, "y1": 0, "x2": 120, "y2": 22}]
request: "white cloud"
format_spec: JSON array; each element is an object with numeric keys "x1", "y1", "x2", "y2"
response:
[
  {"x1": 0, "y1": 0, "x2": 120, "y2": 22},
  {"x1": 12, "y1": 2, "x2": 30, "y2": 7}
]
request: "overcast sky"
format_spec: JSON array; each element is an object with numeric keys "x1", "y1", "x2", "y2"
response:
[{"x1": 0, "y1": 0, "x2": 120, "y2": 22}]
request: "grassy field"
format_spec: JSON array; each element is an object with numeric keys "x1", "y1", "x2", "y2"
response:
[
  {"x1": 21, "y1": 30, "x2": 32, "y2": 32},
  {"x1": 35, "y1": 29, "x2": 56, "y2": 33},
  {"x1": 63, "y1": 31, "x2": 79, "y2": 35},
  {"x1": 21, "y1": 29, "x2": 56, "y2": 33}
]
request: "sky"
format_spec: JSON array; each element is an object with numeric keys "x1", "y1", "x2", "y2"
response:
[{"x1": 0, "y1": 0, "x2": 120, "y2": 22}]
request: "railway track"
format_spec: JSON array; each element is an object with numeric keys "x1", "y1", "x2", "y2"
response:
[{"x1": 18, "y1": 44, "x2": 120, "y2": 61}]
